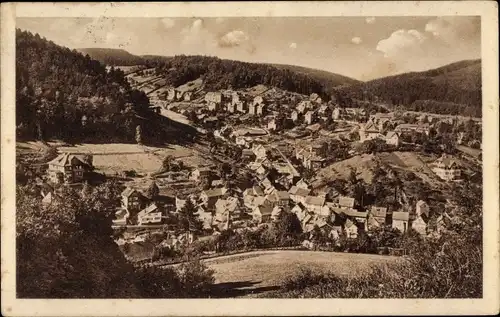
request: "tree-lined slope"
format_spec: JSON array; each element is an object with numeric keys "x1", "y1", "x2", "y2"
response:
[
  {"x1": 16, "y1": 30, "x2": 198, "y2": 144},
  {"x1": 338, "y1": 59, "x2": 482, "y2": 117}
]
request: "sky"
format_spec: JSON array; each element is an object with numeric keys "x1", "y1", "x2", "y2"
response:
[{"x1": 16, "y1": 16, "x2": 481, "y2": 81}]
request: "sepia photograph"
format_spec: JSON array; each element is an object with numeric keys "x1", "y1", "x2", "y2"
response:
[{"x1": 1, "y1": 1, "x2": 499, "y2": 316}]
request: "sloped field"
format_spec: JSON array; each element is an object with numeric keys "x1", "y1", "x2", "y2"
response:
[{"x1": 207, "y1": 250, "x2": 399, "y2": 298}]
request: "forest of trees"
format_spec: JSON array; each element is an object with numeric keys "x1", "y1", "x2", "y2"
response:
[
  {"x1": 15, "y1": 29, "x2": 198, "y2": 144},
  {"x1": 143, "y1": 55, "x2": 340, "y2": 100},
  {"x1": 78, "y1": 48, "x2": 145, "y2": 66},
  {"x1": 338, "y1": 60, "x2": 482, "y2": 117}
]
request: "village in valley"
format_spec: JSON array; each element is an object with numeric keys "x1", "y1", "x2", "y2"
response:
[
  {"x1": 14, "y1": 14, "x2": 485, "y2": 300},
  {"x1": 23, "y1": 66, "x2": 483, "y2": 264}
]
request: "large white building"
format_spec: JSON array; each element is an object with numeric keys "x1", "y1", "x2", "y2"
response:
[{"x1": 430, "y1": 154, "x2": 462, "y2": 181}]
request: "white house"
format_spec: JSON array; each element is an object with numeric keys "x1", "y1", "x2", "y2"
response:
[
  {"x1": 305, "y1": 111, "x2": 317, "y2": 125},
  {"x1": 267, "y1": 118, "x2": 278, "y2": 131},
  {"x1": 303, "y1": 195, "x2": 330, "y2": 216},
  {"x1": 137, "y1": 203, "x2": 163, "y2": 225},
  {"x1": 385, "y1": 131, "x2": 400, "y2": 147},
  {"x1": 392, "y1": 211, "x2": 410, "y2": 233},
  {"x1": 430, "y1": 154, "x2": 462, "y2": 181},
  {"x1": 416, "y1": 200, "x2": 430, "y2": 217},
  {"x1": 344, "y1": 219, "x2": 359, "y2": 238},
  {"x1": 359, "y1": 120, "x2": 382, "y2": 142},
  {"x1": 205, "y1": 92, "x2": 223, "y2": 104}
]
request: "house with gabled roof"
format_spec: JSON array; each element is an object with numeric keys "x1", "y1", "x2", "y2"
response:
[
  {"x1": 248, "y1": 103, "x2": 258, "y2": 116},
  {"x1": 252, "y1": 199, "x2": 274, "y2": 223},
  {"x1": 205, "y1": 91, "x2": 223, "y2": 104},
  {"x1": 430, "y1": 154, "x2": 462, "y2": 181},
  {"x1": 385, "y1": 131, "x2": 400, "y2": 147},
  {"x1": 344, "y1": 219, "x2": 359, "y2": 238},
  {"x1": 289, "y1": 186, "x2": 310, "y2": 204},
  {"x1": 200, "y1": 187, "x2": 228, "y2": 210},
  {"x1": 113, "y1": 208, "x2": 129, "y2": 226},
  {"x1": 190, "y1": 166, "x2": 213, "y2": 182},
  {"x1": 359, "y1": 120, "x2": 382, "y2": 142},
  {"x1": 368, "y1": 206, "x2": 387, "y2": 230},
  {"x1": 416, "y1": 200, "x2": 430, "y2": 218},
  {"x1": 305, "y1": 110, "x2": 317, "y2": 125},
  {"x1": 332, "y1": 107, "x2": 341, "y2": 120},
  {"x1": 342, "y1": 209, "x2": 368, "y2": 227},
  {"x1": 267, "y1": 190, "x2": 290, "y2": 208},
  {"x1": 295, "y1": 178, "x2": 309, "y2": 189},
  {"x1": 215, "y1": 196, "x2": 240, "y2": 223},
  {"x1": 226, "y1": 102, "x2": 236, "y2": 113},
  {"x1": 47, "y1": 153, "x2": 93, "y2": 184},
  {"x1": 296, "y1": 100, "x2": 312, "y2": 114},
  {"x1": 303, "y1": 195, "x2": 331, "y2": 216},
  {"x1": 338, "y1": 196, "x2": 356, "y2": 209},
  {"x1": 392, "y1": 211, "x2": 410, "y2": 233},
  {"x1": 121, "y1": 187, "x2": 147, "y2": 214},
  {"x1": 195, "y1": 206, "x2": 213, "y2": 230}
]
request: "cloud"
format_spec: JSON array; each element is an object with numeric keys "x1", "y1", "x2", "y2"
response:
[
  {"x1": 218, "y1": 30, "x2": 249, "y2": 48},
  {"x1": 351, "y1": 37, "x2": 362, "y2": 44},
  {"x1": 215, "y1": 17, "x2": 225, "y2": 24},
  {"x1": 376, "y1": 29, "x2": 426, "y2": 58},
  {"x1": 70, "y1": 17, "x2": 138, "y2": 49},
  {"x1": 289, "y1": 42, "x2": 297, "y2": 49},
  {"x1": 425, "y1": 16, "x2": 480, "y2": 45},
  {"x1": 180, "y1": 19, "x2": 217, "y2": 53},
  {"x1": 161, "y1": 18, "x2": 175, "y2": 29},
  {"x1": 365, "y1": 17, "x2": 376, "y2": 24}
]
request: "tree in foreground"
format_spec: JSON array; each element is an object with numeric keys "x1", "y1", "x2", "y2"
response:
[{"x1": 16, "y1": 182, "x2": 139, "y2": 298}]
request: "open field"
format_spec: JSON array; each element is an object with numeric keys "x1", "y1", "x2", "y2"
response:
[
  {"x1": 46, "y1": 143, "x2": 212, "y2": 175},
  {"x1": 315, "y1": 153, "x2": 378, "y2": 186},
  {"x1": 206, "y1": 250, "x2": 400, "y2": 298}
]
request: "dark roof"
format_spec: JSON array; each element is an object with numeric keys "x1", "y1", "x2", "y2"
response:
[{"x1": 48, "y1": 153, "x2": 91, "y2": 167}]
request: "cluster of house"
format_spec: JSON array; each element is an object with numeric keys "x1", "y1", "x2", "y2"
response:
[
  {"x1": 358, "y1": 112, "x2": 431, "y2": 146},
  {"x1": 114, "y1": 186, "x2": 176, "y2": 226},
  {"x1": 166, "y1": 87, "x2": 194, "y2": 102},
  {"x1": 204, "y1": 91, "x2": 268, "y2": 117}
]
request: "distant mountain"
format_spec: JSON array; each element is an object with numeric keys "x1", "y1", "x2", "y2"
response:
[
  {"x1": 270, "y1": 63, "x2": 360, "y2": 88},
  {"x1": 78, "y1": 48, "x2": 145, "y2": 66},
  {"x1": 338, "y1": 60, "x2": 482, "y2": 117}
]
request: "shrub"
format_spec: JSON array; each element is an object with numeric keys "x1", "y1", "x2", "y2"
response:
[
  {"x1": 282, "y1": 267, "x2": 335, "y2": 291},
  {"x1": 176, "y1": 259, "x2": 216, "y2": 297},
  {"x1": 134, "y1": 259, "x2": 215, "y2": 298}
]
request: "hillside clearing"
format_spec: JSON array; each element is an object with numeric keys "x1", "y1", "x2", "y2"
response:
[
  {"x1": 207, "y1": 250, "x2": 400, "y2": 298},
  {"x1": 53, "y1": 143, "x2": 212, "y2": 174}
]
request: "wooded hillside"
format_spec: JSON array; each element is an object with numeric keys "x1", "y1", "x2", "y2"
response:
[
  {"x1": 16, "y1": 30, "x2": 197, "y2": 144},
  {"x1": 338, "y1": 60, "x2": 482, "y2": 117}
]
